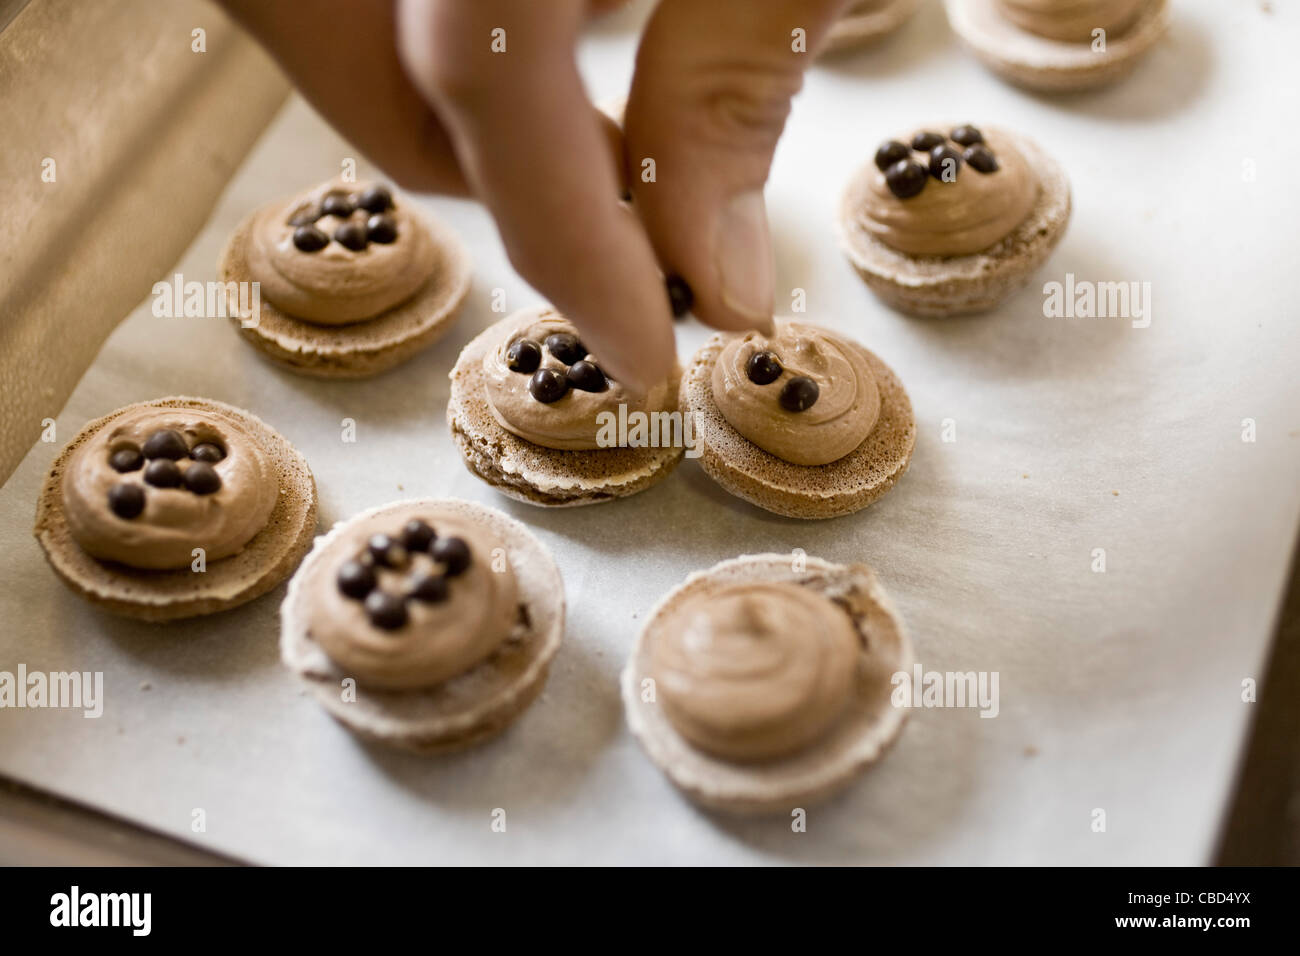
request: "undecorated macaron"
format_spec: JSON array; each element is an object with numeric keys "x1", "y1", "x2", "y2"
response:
[
  {"x1": 34, "y1": 396, "x2": 318, "y2": 621},
  {"x1": 945, "y1": 0, "x2": 1171, "y2": 93},
  {"x1": 448, "y1": 306, "x2": 684, "y2": 507},
  {"x1": 683, "y1": 321, "x2": 914, "y2": 519},
  {"x1": 280, "y1": 498, "x2": 564, "y2": 754},
  {"x1": 838, "y1": 124, "x2": 1071, "y2": 316},
  {"x1": 622, "y1": 553, "x2": 913, "y2": 814},
  {"x1": 822, "y1": 0, "x2": 922, "y2": 54},
  {"x1": 219, "y1": 179, "x2": 471, "y2": 378}
]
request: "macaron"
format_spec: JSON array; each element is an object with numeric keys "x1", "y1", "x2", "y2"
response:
[
  {"x1": 34, "y1": 396, "x2": 318, "y2": 621},
  {"x1": 822, "y1": 0, "x2": 922, "y2": 54},
  {"x1": 682, "y1": 321, "x2": 914, "y2": 519},
  {"x1": 945, "y1": 0, "x2": 1171, "y2": 93},
  {"x1": 622, "y1": 553, "x2": 913, "y2": 814},
  {"x1": 838, "y1": 124, "x2": 1071, "y2": 316},
  {"x1": 280, "y1": 498, "x2": 564, "y2": 754},
  {"x1": 448, "y1": 306, "x2": 684, "y2": 507},
  {"x1": 218, "y1": 179, "x2": 471, "y2": 378}
]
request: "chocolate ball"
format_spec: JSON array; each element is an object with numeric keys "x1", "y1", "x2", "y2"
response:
[
  {"x1": 528, "y1": 368, "x2": 569, "y2": 403},
  {"x1": 951, "y1": 125, "x2": 984, "y2": 147},
  {"x1": 109, "y1": 445, "x2": 143, "y2": 473},
  {"x1": 292, "y1": 224, "x2": 329, "y2": 253},
  {"x1": 190, "y1": 442, "x2": 225, "y2": 463},
  {"x1": 367, "y1": 533, "x2": 408, "y2": 569},
  {"x1": 544, "y1": 332, "x2": 586, "y2": 365},
  {"x1": 366, "y1": 213, "x2": 398, "y2": 244},
  {"x1": 964, "y1": 145, "x2": 999, "y2": 174},
  {"x1": 408, "y1": 573, "x2": 449, "y2": 603},
  {"x1": 183, "y1": 461, "x2": 222, "y2": 495},
  {"x1": 746, "y1": 350, "x2": 783, "y2": 385},
  {"x1": 779, "y1": 376, "x2": 820, "y2": 412},
  {"x1": 321, "y1": 191, "x2": 354, "y2": 218},
  {"x1": 334, "y1": 221, "x2": 369, "y2": 251},
  {"x1": 287, "y1": 205, "x2": 321, "y2": 227},
  {"x1": 142, "y1": 429, "x2": 188, "y2": 460},
  {"x1": 364, "y1": 590, "x2": 408, "y2": 630},
  {"x1": 431, "y1": 536, "x2": 471, "y2": 576},
  {"x1": 356, "y1": 185, "x2": 394, "y2": 214},
  {"x1": 506, "y1": 338, "x2": 542, "y2": 374},
  {"x1": 884, "y1": 159, "x2": 928, "y2": 199},
  {"x1": 401, "y1": 519, "x2": 437, "y2": 553},
  {"x1": 108, "y1": 483, "x2": 145, "y2": 519},
  {"x1": 910, "y1": 131, "x2": 945, "y2": 152},
  {"x1": 143, "y1": 458, "x2": 182, "y2": 488},
  {"x1": 666, "y1": 275, "x2": 694, "y2": 318},
  {"x1": 929, "y1": 144, "x2": 964, "y2": 181},
  {"x1": 566, "y1": 360, "x2": 608, "y2": 393},
  {"x1": 874, "y1": 140, "x2": 911, "y2": 172},
  {"x1": 337, "y1": 559, "x2": 376, "y2": 599}
]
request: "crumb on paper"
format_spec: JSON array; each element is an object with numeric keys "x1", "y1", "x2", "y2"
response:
[
  {"x1": 1021, "y1": 473, "x2": 1029, "y2": 479},
  {"x1": 1025, "y1": 746, "x2": 1039, "y2": 757},
  {"x1": 1112, "y1": 490, "x2": 1119, "y2": 497},
  {"x1": 140, "y1": 681, "x2": 151, "y2": 691}
]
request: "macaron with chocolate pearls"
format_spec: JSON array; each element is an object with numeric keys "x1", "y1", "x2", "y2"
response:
[
  {"x1": 34, "y1": 397, "x2": 318, "y2": 621},
  {"x1": 945, "y1": 0, "x2": 1171, "y2": 93},
  {"x1": 280, "y1": 498, "x2": 564, "y2": 753},
  {"x1": 448, "y1": 306, "x2": 684, "y2": 507},
  {"x1": 219, "y1": 179, "x2": 471, "y2": 378},
  {"x1": 622, "y1": 553, "x2": 913, "y2": 814},
  {"x1": 838, "y1": 123, "x2": 1071, "y2": 316}
]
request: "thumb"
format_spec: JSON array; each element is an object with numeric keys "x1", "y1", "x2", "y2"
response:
[{"x1": 624, "y1": 0, "x2": 845, "y2": 333}]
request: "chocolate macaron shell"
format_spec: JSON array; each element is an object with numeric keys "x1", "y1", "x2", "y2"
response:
[
  {"x1": 447, "y1": 314, "x2": 685, "y2": 508},
  {"x1": 218, "y1": 196, "x2": 471, "y2": 379},
  {"x1": 837, "y1": 126, "x2": 1071, "y2": 317},
  {"x1": 682, "y1": 332, "x2": 915, "y2": 520},
  {"x1": 621, "y1": 554, "x2": 913, "y2": 814},
  {"x1": 33, "y1": 397, "x2": 318, "y2": 621},
  {"x1": 280, "y1": 498, "x2": 564, "y2": 754},
  {"x1": 820, "y1": 0, "x2": 922, "y2": 55},
  {"x1": 945, "y1": 0, "x2": 1171, "y2": 93}
]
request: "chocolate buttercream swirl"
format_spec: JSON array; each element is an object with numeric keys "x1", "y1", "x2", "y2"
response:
[
  {"x1": 648, "y1": 581, "x2": 861, "y2": 763},
  {"x1": 997, "y1": 0, "x2": 1146, "y2": 43},
  {"x1": 245, "y1": 179, "x2": 436, "y2": 325},
  {"x1": 711, "y1": 321, "x2": 879, "y2": 466},
  {"x1": 62, "y1": 407, "x2": 277, "y2": 570}
]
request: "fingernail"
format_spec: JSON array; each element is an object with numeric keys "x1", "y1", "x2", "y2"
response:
[{"x1": 715, "y1": 190, "x2": 775, "y2": 335}]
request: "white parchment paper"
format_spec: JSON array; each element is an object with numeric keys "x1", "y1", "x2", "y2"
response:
[{"x1": 1, "y1": 0, "x2": 1297, "y2": 864}]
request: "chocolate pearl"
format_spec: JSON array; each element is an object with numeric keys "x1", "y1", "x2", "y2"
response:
[
  {"x1": 874, "y1": 140, "x2": 911, "y2": 172},
  {"x1": 779, "y1": 376, "x2": 820, "y2": 412},
  {"x1": 506, "y1": 338, "x2": 542, "y2": 374},
  {"x1": 109, "y1": 445, "x2": 143, "y2": 473},
  {"x1": 929, "y1": 144, "x2": 964, "y2": 181},
  {"x1": 544, "y1": 332, "x2": 586, "y2": 365},
  {"x1": 292, "y1": 224, "x2": 329, "y2": 252},
  {"x1": 143, "y1": 458, "x2": 182, "y2": 488},
  {"x1": 367, "y1": 533, "x2": 408, "y2": 569},
  {"x1": 950, "y1": 125, "x2": 984, "y2": 146},
  {"x1": 287, "y1": 205, "x2": 321, "y2": 227},
  {"x1": 964, "y1": 145, "x2": 999, "y2": 174},
  {"x1": 321, "y1": 191, "x2": 354, "y2": 218},
  {"x1": 190, "y1": 442, "x2": 225, "y2": 463},
  {"x1": 408, "y1": 573, "x2": 449, "y2": 603},
  {"x1": 911, "y1": 131, "x2": 945, "y2": 152},
  {"x1": 364, "y1": 590, "x2": 408, "y2": 630},
  {"x1": 432, "y1": 536, "x2": 471, "y2": 576},
  {"x1": 334, "y1": 221, "x2": 369, "y2": 251},
  {"x1": 142, "y1": 429, "x2": 188, "y2": 460},
  {"x1": 566, "y1": 360, "x2": 608, "y2": 393},
  {"x1": 366, "y1": 213, "x2": 398, "y2": 244},
  {"x1": 108, "y1": 483, "x2": 145, "y2": 519},
  {"x1": 400, "y1": 519, "x2": 437, "y2": 552},
  {"x1": 528, "y1": 368, "x2": 569, "y2": 403},
  {"x1": 665, "y1": 275, "x2": 694, "y2": 318},
  {"x1": 356, "y1": 185, "x2": 394, "y2": 213},
  {"x1": 337, "y1": 559, "x2": 376, "y2": 599},
  {"x1": 746, "y1": 350, "x2": 782, "y2": 385},
  {"x1": 885, "y1": 159, "x2": 928, "y2": 200},
  {"x1": 183, "y1": 461, "x2": 222, "y2": 495}
]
